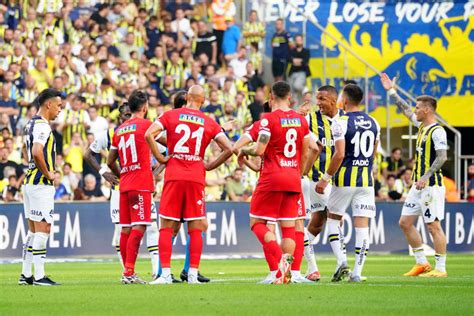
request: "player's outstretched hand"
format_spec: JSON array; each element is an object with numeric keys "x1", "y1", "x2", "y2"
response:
[
  {"x1": 315, "y1": 179, "x2": 328, "y2": 194},
  {"x1": 380, "y1": 73, "x2": 396, "y2": 91},
  {"x1": 103, "y1": 172, "x2": 119, "y2": 186}
]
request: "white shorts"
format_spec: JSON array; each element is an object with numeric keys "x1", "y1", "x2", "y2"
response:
[
  {"x1": 401, "y1": 186, "x2": 446, "y2": 223},
  {"x1": 111, "y1": 189, "x2": 157, "y2": 223},
  {"x1": 110, "y1": 189, "x2": 120, "y2": 223},
  {"x1": 301, "y1": 178, "x2": 331, "y2": 218},
  {"x1": 328, "y1": 186, "x2": 376, "y2": 218},
  {"x1": 22, "y1": 184, "x2": 55, "y2": 224}
]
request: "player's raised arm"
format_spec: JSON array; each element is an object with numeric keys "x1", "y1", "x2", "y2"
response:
[
  {"x1": 106, "y1": 148, "x2": 121, "y2": 178},
  {"x1": 145, "y1": 122, "x2": 169, "y2": 164},
  {"x1": 205, "y1": 134, "x2": 233, "y2": 171},
  {"x1": 380, "y1": 73, "x2": 420, "y2": 127}
]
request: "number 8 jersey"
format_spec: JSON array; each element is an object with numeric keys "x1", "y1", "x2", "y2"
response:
[
  {"x1": 155, "y1": 107, "x2": 224, "y2": 185},
  {"x1": 257, "y1": 109, "x2": 310, "y2": 192},
  {"x1": 331, "y1": 112, "x2": 380, "y2": 187},
  {"x1": 111, "y1": 117, "x2": 154, "y2": 192}
]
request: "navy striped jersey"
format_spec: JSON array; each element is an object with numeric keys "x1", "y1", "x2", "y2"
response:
[
  {"x1": 332, "y1": 112, "x2": 380, "y2": 187},
  {"x1": 413, "y1": 123, "x2": 446, "y2": 186},
  {"x1": 307, "y1": 109, "x2": 345, "y2": 182},
  {"x1": 23, "y1": 115, "x2": 56, "y2": 186}
]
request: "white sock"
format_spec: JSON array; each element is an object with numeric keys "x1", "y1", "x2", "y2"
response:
[
  {"x1": 291, "y1": 270, "x2": 302, "y2": 277},
  {"x1": 22, "y1": 231, "x2": 35, "y2": 277},
  {"x1": 352, "y1": 227, "x2": 369, "y2": 277},
  {"x1": 412, "y1": 247, "x2": 428, "y2": 265},
  {"x1": 327, "y1": 218, "x2": 347, "y2": 268},
  {"x1": 146, "y1": 224, "x2": 159, "y2": 276},
  {"x1": 161, "y1": 268, "x2": 171, "y2": 278},
  {"x1": 303, "y1": 228, "x2": 318, "y2": 273},
  {"x1": 113, "y1": 224, "x2": 123, "y2": 268},
  {"x1": 435, "y1": 253, "x2": 447, "y2": 273},
  {"x1": 270, "y1": 270, "x2": 277, "y2": 278},
  {"x1": 32, "y1": 232, "x2": 49, "y2": 280},
  {"x1": 188, "y1": 267, "x2": 198, "y2": 279}
]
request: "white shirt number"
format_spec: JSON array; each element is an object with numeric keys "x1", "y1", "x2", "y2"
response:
[
  {"x1": 284, "y1": 129, "x2": 297, "y2": 158},
  {"x1": 174, "y1": 124, "x2": 204, "y2": 155},
  {"x1": 350, "y1": 130, "x2": 375, "y2": 158},
  {"x1": 118, "y1": 134, "x2": 137, "y2": 165}
]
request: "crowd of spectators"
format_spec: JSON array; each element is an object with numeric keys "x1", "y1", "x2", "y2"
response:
[{"x1": 0, "y1": 1, "x2": 471, "y2": 203}]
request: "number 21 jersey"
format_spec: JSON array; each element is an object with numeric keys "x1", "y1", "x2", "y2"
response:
[
  {"x1": 331, "y1": 112, "x2": 380, "y2": 187},
  {"x1": 257, "y1": 110, "x2": 310, "y2": 192},
  {"x1": 111, "y1": 117, "x2": 154, "y2": 192},
  {"x1": 156, "y1": 107, "x2": 224, "y2": 185}
]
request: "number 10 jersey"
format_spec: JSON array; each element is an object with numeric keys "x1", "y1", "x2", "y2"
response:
[{"x1": 331, "y1": 112, "x2": 380, "y2": 187}]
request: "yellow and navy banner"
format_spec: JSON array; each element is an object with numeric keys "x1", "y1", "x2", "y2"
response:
[{"x1": 254, "y1": 1, "x2": 474, "y2": 127}]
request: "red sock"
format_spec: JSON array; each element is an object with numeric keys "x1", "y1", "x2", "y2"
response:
[
  {"x1": 124, "y1": 229, "x2": 144, "y2": 276},
  {"x1": 120, "y1": 232, "x2": 130, "y2": 268},
  {"x1": 281, "y1": 226, "x2": 296, "y2": 255},
  {"x1": 188, "y1": 229, "x2": 203, "y2": 269},
  {"x1": 291, "y1": 231, "x2": 305, "y2": 271},
  {"x1": 159, "y1": 228, "x2": 173, "y2": 268},
  {"x1": 263, "y1": 244, "x2": 279, "y2": 271},
  {"x1": 252, "y1": 223, "x2": 282, "y2": 270}
]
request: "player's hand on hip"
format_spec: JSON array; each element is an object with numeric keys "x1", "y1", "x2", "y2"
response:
[
  {"x1": 415, "y1": 179, "x2": 427, "y2": 190},
  {"x1": 103, "y1": 172, "x2": 119, "y2": 186},
  {"x1": 315, "y1": 180, "x2": 327, "y2": 194}
]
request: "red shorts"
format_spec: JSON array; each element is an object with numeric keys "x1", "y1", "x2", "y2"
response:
[
  {"x1": 159, "y1": 181, "x2": 205, "y2": 222},
  {"x1": 119, "y1": 190, "x2": 152, "y2": 227},
  {"x1": 249, "y1": 190, "x2": 302, "y2": 221},
  {"x1": 297, "y1": 192, "x2": 305, "y2": 220}
]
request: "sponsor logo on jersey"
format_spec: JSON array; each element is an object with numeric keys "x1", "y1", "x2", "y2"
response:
[
  {"x1": 281, "y1": 118, "x2": 301, "y2": 127},
  {"x1": 354, "y1": 117, "x2": 372, "y2": 130},
  {"x1": 137, "y1": 194, "x2": 145, "y2": 220},
  {"x1": 117, "y1": 124, "x2": 137, "y2": 135},
  {"x1": 179, "y1": 114, "x2": 204, "y2": 125}
]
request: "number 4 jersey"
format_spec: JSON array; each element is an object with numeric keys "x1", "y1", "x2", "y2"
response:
[
  {"x1": 257, "y1": 109, "x2": 310, "y2": 192},
  {"x1": 111, "y1": 117, "x2": 154, "y2": 192},
  {"x1": 331, "y1": 112, "x2": 380, "y2": 187},
  {"x1": 155, "y1": 107, "x2": 225, "y2": 185}
]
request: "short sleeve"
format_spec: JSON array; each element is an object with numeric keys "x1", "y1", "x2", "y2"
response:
[
  {"x1": 258, "y1": 114, "x2": 271, "y2": 137},
  {"x1": 373, "y1": 117, "x2": 381, "y2": 141},
  {"x1": 110, "y1": 132, "x2": 119, "y2": 150},
  {"x1": 310, "y1": 131, "x2": 318, "y2": 143},
  {"x1": 32, "y1": 122, "x2": 51, "y2": 146},
  {"x1": 432, "y1": 127, "x2": 448, "y2": 150},
  {"x1": 90, "y1": 130, "x2": 108, "y2": 153},
  {"x1": 244, "y1": 121, "x2": 260, "y2": 142},
  {"x1": 331, "y1": 118, "x2": 347, "y2": 142},
  {"x1": 156, "y1": 111, "x2": 169, "y2": 131},
  {"x1": 212, "y1": 119, "x2": 225, "y2": 140}
]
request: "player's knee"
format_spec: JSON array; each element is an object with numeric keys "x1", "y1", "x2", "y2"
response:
[
  {"x1": 426, "y1": 222, "x2": 443, "y2": 235},
  {"x1": 201, "y1": 219, "x2": 209, "y2": 231},
  {"x1": 398, "y1": 218, "x2": 411, "y2": 231}
]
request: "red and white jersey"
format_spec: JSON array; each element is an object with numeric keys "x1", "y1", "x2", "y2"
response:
[
  {"x1": 156, "y1": 107, "x2": 225, "y2": 185},
  {"x1": 111, "y1": 117, "x2": 154, "y2": 193},
  {"x1": 244, "y1": 120, "x2": 260, "y2": 142},
  {"x1": 257, "y1": 109, "x2": 310, "y2": 192}
]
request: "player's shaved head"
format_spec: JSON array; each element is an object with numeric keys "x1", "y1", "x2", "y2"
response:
[
  {"x1": 187, "y1": 85, "x2": 205, "y2": 107},
  {"x1": 317, "y1": 85, "x2": 338, "y2": 98}
]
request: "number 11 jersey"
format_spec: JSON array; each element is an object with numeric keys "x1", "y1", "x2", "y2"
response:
[
  {"x1": 155, "y1": 107, "x2": 224, "y2": 185},
  {"x1": 111, "y1": 117, "x2": 154, "y2": 192},
  {"x1": 257, "y1": 109, "x2": 310, "y2": 192}
]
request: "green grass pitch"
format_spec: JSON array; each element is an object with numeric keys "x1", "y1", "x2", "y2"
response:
[{"x1": 1, "y1": 254, "x2": 473, "y2": 315}]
